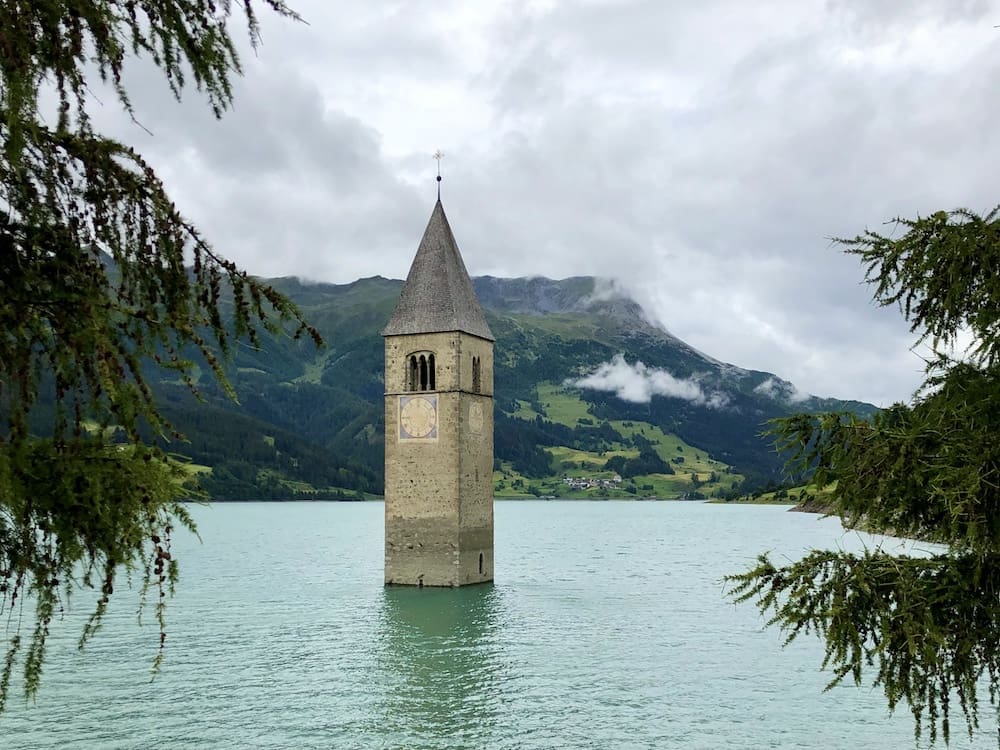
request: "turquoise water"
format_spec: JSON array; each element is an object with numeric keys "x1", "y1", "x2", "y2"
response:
[{"x1": 4, "y1": 501, "x2": 995, "y2": 749}]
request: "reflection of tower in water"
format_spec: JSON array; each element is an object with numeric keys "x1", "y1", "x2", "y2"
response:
[{"x1": 374, "y1": 585, "x2": 506, "y2": 748}]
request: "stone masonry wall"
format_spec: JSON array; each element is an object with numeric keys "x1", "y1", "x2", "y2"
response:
[{"x1": 384, "y1": 330, "x2": 495, "y2": 586}]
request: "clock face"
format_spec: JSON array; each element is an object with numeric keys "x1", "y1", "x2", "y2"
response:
[
  {"x1": 469, "y1": 402, "x2": 484, "y2": 434},
  {"x1": 399, "y1": 395, "x2": 438, "y2": 439}
]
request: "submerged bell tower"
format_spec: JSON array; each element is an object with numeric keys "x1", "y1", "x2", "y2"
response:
[{"x1": 382, "y1": 196, "x2": 495, "y2": 587}]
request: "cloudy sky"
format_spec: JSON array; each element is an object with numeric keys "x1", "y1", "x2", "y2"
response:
[{"x1": 100, "y1": 0, "x2": 999, "y2": 406}]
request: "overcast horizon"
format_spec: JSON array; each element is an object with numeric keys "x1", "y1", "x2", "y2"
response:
[{"x1": 93, "y1": 0, "x2": 999, "y2": 407}]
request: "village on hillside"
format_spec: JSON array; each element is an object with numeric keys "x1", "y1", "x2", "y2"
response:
[{"x1": 562, "y1": 474, "x2": 623, "y2": 491}]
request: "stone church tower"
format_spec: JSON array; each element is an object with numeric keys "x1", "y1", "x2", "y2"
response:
[{"x1": 382, "y1": 199, "x2": 494, "y2": 587}]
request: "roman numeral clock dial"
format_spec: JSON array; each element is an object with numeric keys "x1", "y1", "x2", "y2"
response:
[{"x1": 399, "y1": 395, "x2": 438, "y2": 440}]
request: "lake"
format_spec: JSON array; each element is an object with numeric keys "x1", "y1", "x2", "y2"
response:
[{"x1": 4, "y1": 501, "x2": 994, "y2": 749}]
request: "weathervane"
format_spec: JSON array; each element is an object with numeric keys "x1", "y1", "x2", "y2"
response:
[{"x1": 434, "y1": 149, "x2": 444, "y2": 198}]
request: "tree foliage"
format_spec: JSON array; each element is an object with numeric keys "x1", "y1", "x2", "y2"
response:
[
  {"x1": 605, "y1": 447, "x2": 673, "y2": 478},
  {"x1": 0, "y1": 0, "x2": 315, "y2": 711},
  {"x1": 728, "y1": 207, "x2": 1000, "y2": 745}
]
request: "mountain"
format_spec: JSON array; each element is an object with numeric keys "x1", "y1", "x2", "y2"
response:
[{"x1": 146, "y1": 275, "x2": 874, "y2": 500}]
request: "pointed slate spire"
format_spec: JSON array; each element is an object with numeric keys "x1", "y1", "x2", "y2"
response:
[{"x1": 383, "y1": 199, "x2": 494, "y2": 341}]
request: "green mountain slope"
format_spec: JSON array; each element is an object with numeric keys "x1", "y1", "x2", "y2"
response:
[{"x1": 148, "y1": 275, "x2": 874, "y2": 499}]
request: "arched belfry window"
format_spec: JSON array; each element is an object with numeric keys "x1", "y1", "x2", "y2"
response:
[
  {"x1": 472, "y1": 356, "x2": 482, "y2": 394},
  {"x1": 406, "y1": 351, "x2": 437, "y2": 392},
  {"x1": 408, "y1": 356, "x2": 418, "y2": 391}
]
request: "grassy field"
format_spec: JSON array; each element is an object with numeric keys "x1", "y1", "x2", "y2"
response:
[
  {"x1": 510, "y1": 399, "x2": 543, "y2": 420},
  {"x1": 254, "y1": 468, "x2": 374, "y2": 499},
  {"x1": 294, "y1": 348, "x2": 337, "y2": 385},
  {"x1": 178, "y1": 460, "x2": 213, "y2": 476},
  {"x1": 535, "y1": 382, "x2": 593, "y2": 425},
  {"x1": 711, "y1": 483, "x2": 836, "y2": 507},
  {"x1": 496, "y1": 381, "x2": 744, "y2": 499}
]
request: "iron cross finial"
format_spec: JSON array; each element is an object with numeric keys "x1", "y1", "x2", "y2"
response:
[{"x1": 433, "y1": 150, "x2": 444, "y2": 198}]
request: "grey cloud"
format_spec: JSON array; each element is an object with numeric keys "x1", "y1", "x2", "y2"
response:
[
  {"x1": 827, "y1": 0, "x2": 994, "y2": 34},
  {"x1": 85, "y1": 0, "x2": 999, "y2": 407},
  {"x1": 568, "y1": 354, "x2": 730, "y2": 408},
  {"x1": 96, "y1": 56, "x2": 427, "y2": 281},
  {"x1": 754, "y1": 376, "x2": 810, "y2": 403},
  {"x1": 452, "y1": 1, "x2": 999, "y2": 404}
]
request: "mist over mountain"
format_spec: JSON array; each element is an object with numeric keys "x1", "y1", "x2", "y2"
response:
[{"x1": 146, "y1": 275, "x2": 874, "y2": 499}]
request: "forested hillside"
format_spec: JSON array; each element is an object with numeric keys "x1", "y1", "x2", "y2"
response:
[{"x1": 141, "y1": 275, "x2": 874, "y2": 499}]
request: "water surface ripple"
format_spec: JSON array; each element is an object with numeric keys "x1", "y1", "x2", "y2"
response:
[{"x1": 4, "y1": 501, "x2": 992, "y2": 749}]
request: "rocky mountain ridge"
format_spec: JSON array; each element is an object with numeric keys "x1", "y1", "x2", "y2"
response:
[{"x1": 144, "y1": 274, "x2": 873, "y2": 499}]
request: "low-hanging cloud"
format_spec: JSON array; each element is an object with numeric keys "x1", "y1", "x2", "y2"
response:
[
  {"x1": 89, "y1": 1, "x2": 997, "y2": 407},
  {"x1": 753, "y1": 376, "x2": 810, "y2": 404},
  {"x1": 568, "y1": 354, "x2": 729, "y2": 408}
]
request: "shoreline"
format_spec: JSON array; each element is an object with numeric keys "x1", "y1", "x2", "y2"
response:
[{"x1": 193, "y1": 495, "x2": 802, "y2": 505}]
